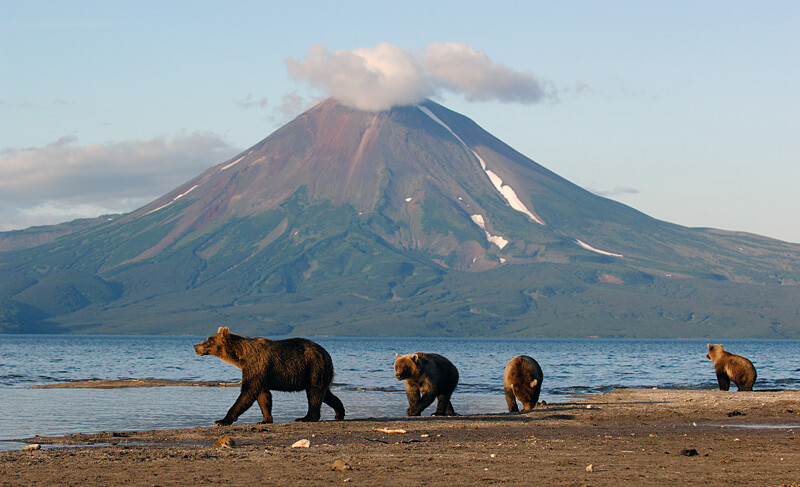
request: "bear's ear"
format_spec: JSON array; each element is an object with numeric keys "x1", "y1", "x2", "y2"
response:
[
  {"x1": 395, "y1": 353, "x2": 400, "y2": 359},
  {"x1": 218, "y1": 327, "x2": 230, "y2": 336},
  {"x1": 707, "y1": 343, "x2": 713, "y2": 349},
  {"x1": 412, "y1": 353, "x2": 419, "y2": 362}
]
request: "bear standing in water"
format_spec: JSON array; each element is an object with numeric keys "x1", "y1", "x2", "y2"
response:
[
  {"x1": 194, "y1": 327, "x2": 345, "y2": 425},
  {"x1": 706, "y1": 344, "x2": 757, "y2": 391},
  {"x1": 503, "y1": 355, "x2": 543, "y2": 412},
  {"x1": 394, "y1": 352, "x2": 459, "y2": 416}
]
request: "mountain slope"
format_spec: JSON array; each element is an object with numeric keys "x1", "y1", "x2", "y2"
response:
[{"x1": 1, "y1": 99, "x2": 799, "y2": 337}]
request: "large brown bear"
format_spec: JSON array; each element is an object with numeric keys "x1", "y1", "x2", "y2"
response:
[
  {"x1": 394, "y1": 352, "x2": 459, "y2": 416},
  {"x1": 706, "y1": 344, "x2": 757, "y2": 391},
  {"x1": 194, "y1": 327, "x2": 345, "y2": 425},
  {"x1": 503, "y1": 355, "x2": 543, "y2": 412}
]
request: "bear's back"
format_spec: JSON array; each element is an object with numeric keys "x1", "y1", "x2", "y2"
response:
[{"x1": 504, "y1": 355, "x2": 542, "y2": 385}]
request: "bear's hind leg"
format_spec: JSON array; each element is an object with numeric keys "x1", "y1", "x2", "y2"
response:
[
  {"x1": 323, "y1": 389, "x2": 346, "y2": 420},
  {"x1": 297, "y1": 387, "x2": 324, "y2": 422},
  {"x1": 432, "y1": 394, "x2": 448, "y2": 416},
  {"x1": 736, "y1": 367, "x2": 756, "y2": 391},
  {"x1": 256, "y1": 390, "x2": 274, "y2": 424},
  {"x1": 444, "y1": 397, "x2": 458, "y2": 416}
]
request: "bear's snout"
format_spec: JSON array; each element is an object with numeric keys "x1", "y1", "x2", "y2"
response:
[{"x1": 194, "y1": 343, "x2": 208, "y2": 355}]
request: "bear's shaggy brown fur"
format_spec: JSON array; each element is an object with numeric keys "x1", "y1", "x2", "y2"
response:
[
  {"x1": 706, "y1": 344, "x2": 757, "y2": 391},
  {"x1": 394, "y1": 352, "x2": 459, "y2": 416},
  {"x1": 194, "y1": 327, "x2": 345, "y2": 425},
  {"x1": 503, "y1": 355, "x2": 543, "y2": 412}
]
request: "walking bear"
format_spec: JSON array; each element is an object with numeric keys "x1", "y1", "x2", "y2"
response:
[
  {"x1": 504, "y1": 355, "x2": 543, "y2": 412},
  {"x1": 706, "y1": 344, "x2": 757, "y2": 391},
  {"x1": 194, "y1": 327, "x2": 345, "y2": 425},
  {"x1": 394, "y1": 352, "x2": 459, "y2": 416}
]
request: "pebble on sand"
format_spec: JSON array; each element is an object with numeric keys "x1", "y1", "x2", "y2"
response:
[
  {"x1": 331, "y1": 460, "x2": 352, "y2": 471},
  {"x1": 214, "y1": 437, "x2": 234, "y2": 448},
  {"x1": 292, "y1": 439, "x2": 311, "y2": 448}
]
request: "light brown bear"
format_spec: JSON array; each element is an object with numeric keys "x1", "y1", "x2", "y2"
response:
[
  {"x1": 394, "y1": 352, "x2": 459, "y2": 416},
  {"x1": 503, "y1": 355, "x2": 543, "y2": 412},
  {"x1": 706, "y1": 344, "x2": 757, "y2": 391},
  {"x1": 194, "y1": 327, "x2": 345, "y2": 425}
]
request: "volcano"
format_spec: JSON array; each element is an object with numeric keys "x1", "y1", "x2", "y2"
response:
[{"x1": 2, "y1": 99, "x2": 799, "y2": 337}]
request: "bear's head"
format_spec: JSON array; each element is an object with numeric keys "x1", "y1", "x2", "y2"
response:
[
  {"x1": 706, "y1": 343, "x2": 725, "y2": 361},
  {"x1": 194, "y1": 327, "x2": 232, "y2": 359},
  {"x1": 394, "y1": 353, "x2": 422, "y2": 381}
]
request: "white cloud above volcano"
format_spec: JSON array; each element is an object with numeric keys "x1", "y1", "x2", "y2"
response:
[{"x1": 287, "y1": 42, "x2": 552, "y2": 111}]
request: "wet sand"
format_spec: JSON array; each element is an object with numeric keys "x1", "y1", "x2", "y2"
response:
[{"x1": 2, "y1": 389, "x2": 799, "y2": 486}]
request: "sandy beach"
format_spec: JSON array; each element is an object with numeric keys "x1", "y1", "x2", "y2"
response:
[{"x1": 2, "y1": 388, "x2": 799, "y2": 486}]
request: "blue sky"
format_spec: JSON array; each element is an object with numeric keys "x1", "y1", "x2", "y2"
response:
[{"x1": 2, "y1": 1, "x2": 798, "y2": 242}]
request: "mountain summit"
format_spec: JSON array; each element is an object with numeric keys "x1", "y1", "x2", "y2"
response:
[{"x1": 2, "y1": 99, "x2": 799, "y2": 337}]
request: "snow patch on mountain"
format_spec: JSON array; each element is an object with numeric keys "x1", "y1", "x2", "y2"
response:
[
  {"x1": 144, "y1": 184, "x2": 199, "y2": 216},
  {"x1": 418, "y1": 105, "x2": 544, "y2": 225},
  {"x1": 220, "y1": 151, "x2": 251, "y2": 171},
  {"x1": 471, "y1": 214, "x2": 509, "y2": 249},
  {"x1": 574, "y1": 239, "x2": 623, "y2": 258}
]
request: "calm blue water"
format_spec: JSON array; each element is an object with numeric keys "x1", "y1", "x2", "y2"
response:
[{"x1": 1, "y1": 335, "x2": 798, "y2": 448}]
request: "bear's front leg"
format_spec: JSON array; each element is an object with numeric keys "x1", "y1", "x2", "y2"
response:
[
  {"x1": 216, "y1": 380, "x2": 258, "y2": 426},
  {"x1": 410, "y1": 392, "x2": 437, "y2": 416},
  {"x1": 504, "y1": 388, "x2": 519, "y2": 412},
  {"x1": 716, "y1": 371, "x2": 731, "y2": 391},
  {"x1": 404, "y1": 382, "x2": 423, "y2": 416}
]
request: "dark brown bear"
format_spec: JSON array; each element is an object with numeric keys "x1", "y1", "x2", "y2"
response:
[
  {"x1": 394, "y1": 352, "x2": 459, "y2": 416},
  {"x1": 706, "y1": 344, "x2": 757, "y2": 391},
  {"x1": 194, "y1": 327, "x2": 345, "y2": 425},
  {"x1": 503, "y1": 355, "x2": 543, "y2": 412}
]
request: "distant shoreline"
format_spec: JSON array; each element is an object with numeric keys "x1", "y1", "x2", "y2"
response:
[
  {"x1": 30, "y1": 378, "x2": 240, "y2": 389},
  {"x1": 3, "y1": 388, "x2": 799, "y2": 486}
]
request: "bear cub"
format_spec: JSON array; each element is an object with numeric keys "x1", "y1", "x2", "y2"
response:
[
  {"x1": 706, "y1": 344, "x2": 757, "y2": 391},
  {"x1": 194, "y1": 327, "x2": 345, "y2": 425},
  {"x1": 394, "y1": 352, "x2": 459, "y2": 416},
  {"x1": 504, "y1": 355, "x2": 544, "y2": 412}
]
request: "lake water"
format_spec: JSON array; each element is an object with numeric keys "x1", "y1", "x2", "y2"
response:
[{"x1": 1, "y1": 335, "x2": 799, "y2": 450}]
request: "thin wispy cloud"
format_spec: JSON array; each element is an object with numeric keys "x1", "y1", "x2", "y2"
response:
[
  {"x1": 234, "y1": 94, "x2": 269, "y2": 110},
  {"x1": 276, "y1": 93, "x2": 313, "y2": 120},
  {"x1": 0, "y1": 133, "x2": 238, "y2": 231},
  {"x1": 590, "y1": 186, "x2": 640, "y2": 197},
  {"x1": 287, "y1": 42, "x2": 555, "y2": 111}
]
